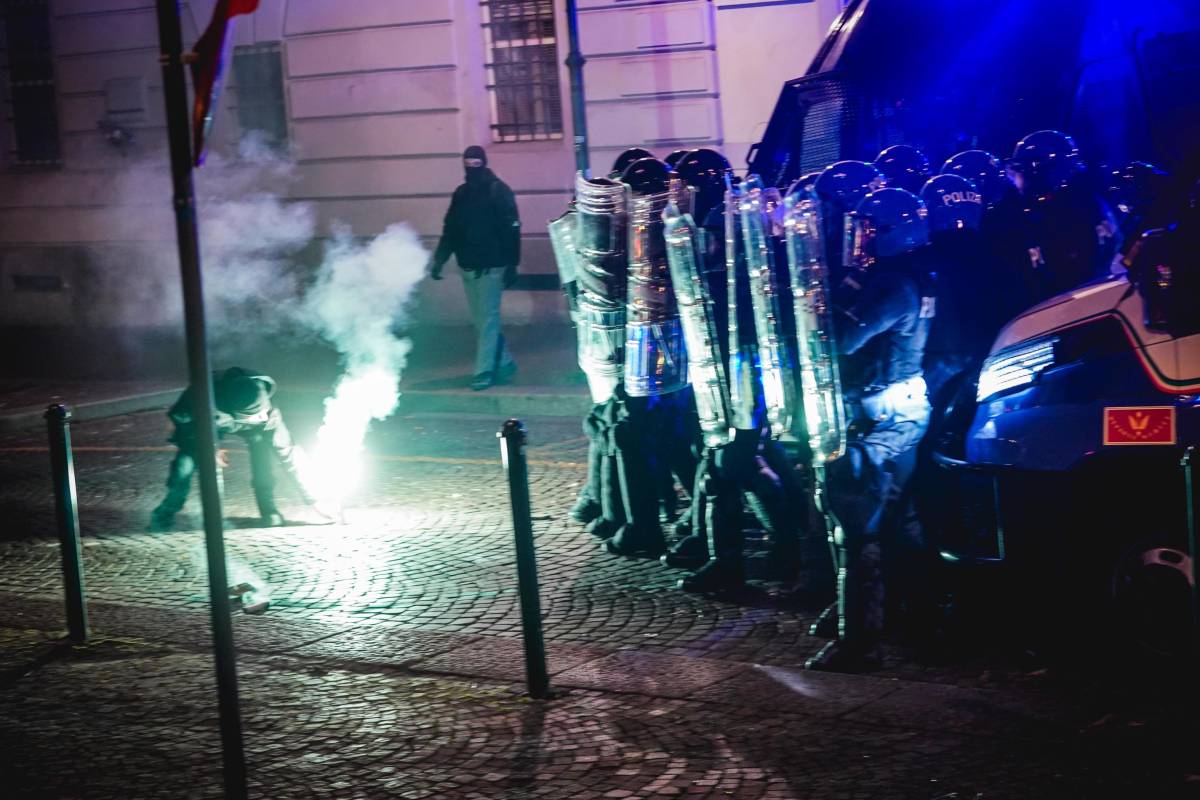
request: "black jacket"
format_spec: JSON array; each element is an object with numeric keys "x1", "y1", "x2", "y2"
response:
[
  {"x1": 834, "y1": 251, "x2": 935, "y2": 395},
  {"x1": 431, "y1": 168, "x2": 521, "y2": 272},
  {"x1": 168, "y1": 367, "x2": 278, "y2": 448}
]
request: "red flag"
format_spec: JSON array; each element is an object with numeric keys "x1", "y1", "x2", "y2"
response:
[{"x1": 190, "y1": 0, "x2": 261, "y2": 166}]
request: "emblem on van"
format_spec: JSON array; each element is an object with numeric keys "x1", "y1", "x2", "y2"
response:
[{"x1": 1103, "y1": 406, "x2": 1176, "y2": 445}]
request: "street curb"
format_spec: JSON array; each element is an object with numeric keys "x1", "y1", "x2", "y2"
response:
[
  {"x1": 0, "y1": 385, "x2": 589, "y2": 434},
  {"x1": 397, "y1": 389, "x2": 591, "y2": 418},
  {"x1": 0, "y1": 389, "x2": 182, "y2": 434},
  {"x1": 0, "y1": 592, "x2": 1068, "y2": 742}
]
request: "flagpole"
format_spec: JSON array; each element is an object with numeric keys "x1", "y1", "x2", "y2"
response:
[
  {"x1": 564, "y1": 0, "x2": 589, "y2": 174},
  {"x1": 154, "y1": 2, "x2": 248, "y2": 797}
]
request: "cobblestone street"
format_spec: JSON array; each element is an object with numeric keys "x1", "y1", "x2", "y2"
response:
[{"x1": 1, "y1": 407, "x2": 1197, "y2": 798}]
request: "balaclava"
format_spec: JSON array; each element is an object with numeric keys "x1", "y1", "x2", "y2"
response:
[{"x1": 463, "y1": 145, "x2": 488, "y2": 181}]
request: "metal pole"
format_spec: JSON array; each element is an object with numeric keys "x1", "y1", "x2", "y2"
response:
[
  {"x1": 498, "y1": 419, "x2": 550, "y2": 698},
  {"x1": 564, "y1": 0, "x2": 590, "y2": 174},
  {"x1": 45, "y1": 405, "x2": 88, "y2": 643},
  {"x1": 154, "y1": 2, "x2": 248, "y2": 797},
  {"x1": 1183, "y1": 447, "x2": 1197, "y2": 655}
]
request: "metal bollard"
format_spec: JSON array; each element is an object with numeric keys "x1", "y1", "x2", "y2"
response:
[
  {"x1": 45, "y1": 404, "x2": 89, "y2": 643},
  {"x1": 1183, "y1": 447, "x2": 1197, "y2": 655},
  {"x1": 498, "y1": 419, "x2": 550, "y2": 698}
]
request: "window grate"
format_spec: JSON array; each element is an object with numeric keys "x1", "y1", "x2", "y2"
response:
[
  {"x1": 480, "y1": 0, "x2": 563, "y2": 142},
  {"x1": 2, "y1": 0, "x2": 62, "y2": 167},
  {"x1": 232, "y1": 42, "x2": 289, "y2": 151}
]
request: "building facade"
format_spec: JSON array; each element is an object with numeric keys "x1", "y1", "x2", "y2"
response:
[{"x1": 0, "y1": 0, "x2": 840, "y2": 329}]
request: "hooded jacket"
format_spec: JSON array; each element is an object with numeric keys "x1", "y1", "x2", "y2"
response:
[{"x1": 431, "y1": 166, "x2": 521, "y2": 272}]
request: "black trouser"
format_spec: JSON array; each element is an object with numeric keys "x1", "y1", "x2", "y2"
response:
[
  {"x1": 824, "y1": 406, "x2": 928, "y2": 650},
  {"x1": 159, "y1": 412, "x2": 305, "y2": 519},
  {"x1": 691, "y1": 427, "x2": 801, "y2": 570}
]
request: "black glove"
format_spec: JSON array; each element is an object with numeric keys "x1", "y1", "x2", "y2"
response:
[{"x1": 503, "y1": 265, "x2": 517, "y2": 288}]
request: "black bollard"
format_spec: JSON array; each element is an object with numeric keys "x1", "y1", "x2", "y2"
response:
[
  {"x1": 1183, "y1": 447, "x2": 1197, "y2": 655},
  {"x1": 498, "y1": 419, "x2": 550, "y2": 698},
  {"x1": 45, "y1": 405, "x2": 89, "y2": 643}
]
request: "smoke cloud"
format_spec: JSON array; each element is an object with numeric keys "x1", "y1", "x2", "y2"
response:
[
  {"x1": 297, "y1": 224, "x2": 428, "y2": 504},
  {"x1": 103, "y1": 135, "x2": 429, "y2": 506}
]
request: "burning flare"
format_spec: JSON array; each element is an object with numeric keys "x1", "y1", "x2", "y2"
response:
[{"x1": 296, "y1": 224, "x2": 427, "y2": 510}]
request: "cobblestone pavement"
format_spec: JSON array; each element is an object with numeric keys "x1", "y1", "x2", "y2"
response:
[{"x1": 1, "y1": 409, "x2": 1198, "y2": 798}]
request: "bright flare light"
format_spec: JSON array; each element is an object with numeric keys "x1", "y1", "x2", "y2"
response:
[{"x1": 299, "y1": 363, "x2": 399, "y2": 508}]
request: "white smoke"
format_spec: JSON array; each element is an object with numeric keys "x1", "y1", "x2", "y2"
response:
[
  {"x1": 296, "y1": 224, "x2": 428, "y2": 505},
  {"x1": 102, "y1": 136, "x2": 428, "y2": 507},
  {"x1": 102, "y1": 134, "x2": 315, "y2": 334}
]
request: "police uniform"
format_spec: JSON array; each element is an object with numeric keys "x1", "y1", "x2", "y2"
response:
[{"x1": 807, "y1": 188, "x2": 936, "y2": 672}]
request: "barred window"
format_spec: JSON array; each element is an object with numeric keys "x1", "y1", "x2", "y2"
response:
[
  {"x1": 232, "y1": 42, "x2": 288, "y2": 150},
  {"x1": 2, "y1": 0, "x2": 62, "y2": 167},
  {"x1": 480, "y1": 0, "x2": 563, "y2": 142}
]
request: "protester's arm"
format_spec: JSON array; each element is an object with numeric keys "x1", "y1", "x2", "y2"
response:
[
  {"x1": 429, "y1": 189, "x2": 462, "y2": 279},
  {"x1": 495, "y1": 181, "x2": 521, "y2": 285}
]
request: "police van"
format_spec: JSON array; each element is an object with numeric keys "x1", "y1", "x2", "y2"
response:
[
  {"x1": 928, "y1": 246, "x2": 1199, "y2": 654},
  {"x1": 749, "y1": 0, "x2": 1200, "y2": 650}
]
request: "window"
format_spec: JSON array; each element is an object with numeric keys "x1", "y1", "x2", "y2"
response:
[
  {"x1": 231, "y1": 42, "x2": 288, "y2": 150},
  {"x1": 2, "y1": 0, "x2": 62, "y2": 166},
  {"x1": 480, "y1": 0, "x2": 563, "y2": 142}
]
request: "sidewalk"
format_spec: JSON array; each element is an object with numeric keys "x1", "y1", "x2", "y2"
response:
[
  {"x1": 0, "y1": 325, "x2": 590, "y2": 433},
  {"x1": 5, "y1": 592, "x2": 1191, "y2": 800}
]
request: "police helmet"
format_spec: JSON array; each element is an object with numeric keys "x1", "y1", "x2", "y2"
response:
[
  {"x1": 1105, "y1": 161, "x2": 1169, "y2": 223},
  {"x1": 664, "y1": 149, "x2": 693, "y2": 169},
  {"x1": 674, "y1": 148, "x2": 731, "y2": 189},
  {"x1": 874, "y1": 145, "x2": 932, "y2": 194},
  {"x1": 940, "y1": 149, "x2": 1010, "y2": 208},
  {"x1": 844, "y1": 188, "x2": 930, "y2": 270},
  {"x1": 1008, "y1": 130, "x2": 1083, "y2": 198},
  {"x1": 787, "y1": 170, "x2": 824, "y2": 198},
  {"x1": 620, "y1": 157, "x2": 671, "y2": 196},
  {"x1": 610, "y1": 147, "x2": 656, "y2": 178},
  {"x1": 814, "y1": 160, "x2": 886, "y2": 213},
  {"x1": 919, "y1": 174, "x2": 983, "y2": 233}
]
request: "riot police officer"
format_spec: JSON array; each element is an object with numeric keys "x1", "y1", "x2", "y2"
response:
[
  {"x1": 1008, "y1": 130, "x2": 1121, "y2": 299},
  {"x1": 874, "y1": 145, "x2": 932, "y2": 194},
  {"x1": 918, "y1": 173, "x2": 996, "y2": 403},
  {"x1": 813, "y1": 160, "x2": 887, "y2": 276},
  {"x1": 941, "y1": 148, "x2": 1036, "y2": 316},
  {"x1": 806, "y1": 188, "x2": 936, "y2": 672}
]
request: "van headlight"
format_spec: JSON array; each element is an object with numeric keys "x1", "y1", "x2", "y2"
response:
[{"x1": 976, "y1": 336, "x2": 1057, "y2": 401}]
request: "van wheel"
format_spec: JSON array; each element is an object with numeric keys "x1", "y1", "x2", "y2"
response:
[{"x1": 1108, "y1": 535, "x2": 1193, "y2": 658}]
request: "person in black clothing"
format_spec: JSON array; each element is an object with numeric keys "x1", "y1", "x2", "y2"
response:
[
  {"x1": 806, "y1": 188, "x2": 936, "y2": 673},
  {"x1": 149, "y1": 368, "x2": 315, "y2": 531},
  {"x1": 918, "y1": 172, "x2": 1011, "y2": 404},
  {"x1": 430, "y1": 145, "x2": 521, "y2": 391},
  {"x1": 1007, "y1": 130, "x2": 1121, "y2": 301}
]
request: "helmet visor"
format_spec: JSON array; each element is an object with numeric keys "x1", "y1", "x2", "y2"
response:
[{"x1": 843, "y1": 214, "x2": 876, "y2": 273}]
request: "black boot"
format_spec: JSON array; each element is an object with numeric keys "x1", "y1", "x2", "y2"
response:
[
  {"x1": 570, "y1": 490, "x2": 601, "y2": 525},
  {"x1": 678, "y1": 557, "x2": 745, "y2": 593},
  {"x1": 804, "y1": 640, "x2": 882, "y2": 673},
  {"x1": 661, "y1": 533, "x2": 709, "y2": 569},
  {"x1": 604, "y1": 523, "x2": 666, "y2": 557},
  {"x1": 809, "y1": 603, "x2": 839, "y2": 638}
]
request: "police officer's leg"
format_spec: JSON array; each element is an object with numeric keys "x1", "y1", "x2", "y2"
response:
[
  {"x1": 662, "y1": 449, "x2": 712, "y2": 569},
  {"x1": 806, "y1": 443, "x2": 886, "y2": 670},
  {"x1": 151, "y1": 448, "x2": 197, "y2": 528},
  {"x1": 678, "y1": 428, "x2": 756, "y2": 591},
  {"x1": 605, "y1": 394, "x2": 666, "y2": 556},
  {"x1": 571, "y1": 408, "x2": 603, "y2": 525},
  {"x1": 586, "y1": 397, "x2": 625, "y2": 539}
]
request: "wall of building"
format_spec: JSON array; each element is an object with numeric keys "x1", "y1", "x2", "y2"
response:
[{"x1": 0, "y1": 0, "x2": 839, "y2": 331}]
